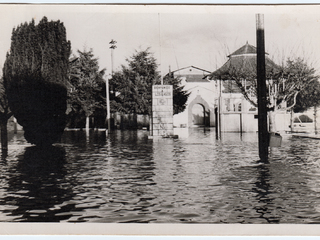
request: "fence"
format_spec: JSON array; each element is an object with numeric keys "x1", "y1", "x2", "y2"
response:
[{"x1": 112, "y1": 112, "x2": 149, "y2": 130}]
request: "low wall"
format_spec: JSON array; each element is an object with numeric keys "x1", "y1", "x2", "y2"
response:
[
  {"x1": 220, "y1": 111, "x2": 289, "y2": 133},
  {"x1": 112, "y1": 112, "x2": 149, "y2": 130}
]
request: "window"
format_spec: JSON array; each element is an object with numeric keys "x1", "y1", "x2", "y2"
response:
[{"x1": 238, "y1": 103, "x2": 242, "y2": 112}]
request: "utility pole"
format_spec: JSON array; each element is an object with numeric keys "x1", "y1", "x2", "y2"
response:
[
  {"x1": 256, "y1": 14, "x2": 269, "y2": 163},
  {"x1": 107, "y1": 39, "x2": 117, "y2": 134},
  {"x1": 217, "y1": 79, "x2": 222, "y2": 140}
]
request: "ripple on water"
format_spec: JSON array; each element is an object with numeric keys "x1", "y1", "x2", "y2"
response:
[{"x1": 1, "y1": 130, "x2": 320, "y2": 223}]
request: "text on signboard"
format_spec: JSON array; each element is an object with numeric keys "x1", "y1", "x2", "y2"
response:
[{"x1": 154, "y1": 90, "x2": 171, "y2": 97}]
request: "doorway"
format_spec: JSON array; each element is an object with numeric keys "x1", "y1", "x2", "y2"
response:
[{"x1": 191, "y1": 103, "x2": 209, "y2": 127}]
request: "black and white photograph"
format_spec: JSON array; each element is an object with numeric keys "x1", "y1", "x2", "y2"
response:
[{"x1": 0, "y1": 3, "x2": 320, "y2": 235}]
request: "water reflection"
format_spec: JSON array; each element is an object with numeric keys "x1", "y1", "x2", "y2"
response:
[
  {"x1": 96, "y1": 130, "x2": 157, "y2": 223},
  {"x1": 1, "y1": 150, "x2": 8, "y2": 161},
  {"x1": 1, "y1": 145, "x2": 74, "y2": 222},
  {"x1": 1, "y1": 129, "x2": 320, "y2": 223},
  {"x1": 252, "y1": 164, "x2": 277, "y2": 223},
  {"x1": 61, "y1": 130, "x2": 107, "y2": 149}
]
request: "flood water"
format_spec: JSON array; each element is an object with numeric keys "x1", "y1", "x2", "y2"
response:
[{"x1": 1, "y1": 128, "x2": 320, "y2": 223}]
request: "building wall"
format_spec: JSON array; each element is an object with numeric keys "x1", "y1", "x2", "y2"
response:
[
  {"x1": 218, "y1": 92, "x2": 290, "y2": 133},
  {"x1": 219, "y1": 94, "x2": 258, "y2": 132},
  {"x1": 242, "y1": 113, "x2": 258, "y2": 132},
  {"x1": 171, "y1": 67, "x2": 290, "y2": 132},
  {"x1": 173, "y1": 80, "x2": 216, "y2": 128},
  {"x1": 275, "y1": 111, "x2": 291, "y2": 133}
]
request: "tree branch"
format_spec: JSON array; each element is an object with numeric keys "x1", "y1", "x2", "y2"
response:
[{"x1": 285, "y1": 91, "x2": 299, "y2": 110}]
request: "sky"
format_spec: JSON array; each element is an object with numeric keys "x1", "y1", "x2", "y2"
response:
[{"x1": 0, "y1": 4, "x2": 320, "y2": 78}]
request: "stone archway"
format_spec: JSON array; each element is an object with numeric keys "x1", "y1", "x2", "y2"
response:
[
  {"x1": 188, "y1": 95, "x2": 210, "y2": 127},
  {"x1": 192, "y1": 104, "x2": 205, "y2": 126}
]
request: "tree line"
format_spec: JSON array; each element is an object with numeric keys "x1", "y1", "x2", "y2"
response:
[
  {"x1": 0, "y1": 16, "x2": 320, "y2": 155},
  {"x1": 0, "y1": 16, "x2": 189, "y2": 153}
]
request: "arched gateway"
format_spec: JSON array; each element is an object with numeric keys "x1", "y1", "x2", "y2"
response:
[{"x1": 188, "y1": 95, "x2": 210, "y2": 127}]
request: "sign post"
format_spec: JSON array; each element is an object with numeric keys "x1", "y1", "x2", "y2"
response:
[{"x1": 152, "y1": 85, "x2": 173, "y2": 137}]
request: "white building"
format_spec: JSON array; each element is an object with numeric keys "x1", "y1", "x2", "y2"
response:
[
  {"x1": 167, "y1": 66, "x2": 215, "y2": 128},
  {"x1": 169, "y1": 43, "x2": 291, "y2": 133}
]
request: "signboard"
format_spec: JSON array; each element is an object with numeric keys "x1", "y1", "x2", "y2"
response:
[{"x1": 152, "y1": 85, "x2": 173, "y2": 137}]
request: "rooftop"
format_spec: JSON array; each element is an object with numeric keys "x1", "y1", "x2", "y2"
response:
[
  {"x1": 171, "y1": 65, "x2": 211, "y2": 74},
  {"x1": 227, "y1": 42, "x2": 260, "y2": 57},
  {"x1": 166, "y1": 66, "x2": 211, "y2": 83},
  {"x1": 207, "y1": 42, "x2": 279, "y2": 80}
]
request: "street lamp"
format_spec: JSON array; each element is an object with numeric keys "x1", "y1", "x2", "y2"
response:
[
  {"x1": 106, "y1": 39, "x2": 117, "y2": 134},
  {"x1": 109, "y1": 39, "x2": 117, "y2": 75}
]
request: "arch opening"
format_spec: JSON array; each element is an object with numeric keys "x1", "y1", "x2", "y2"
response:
[
  {"x1": 192, "y1": 104, "x2": 205, "y2": 126},
  {"x1": 187, "y1": 95, "x2": 211, "y2": 128}
]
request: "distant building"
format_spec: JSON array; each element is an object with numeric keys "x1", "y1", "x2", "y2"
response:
[
  {"x1": 165, "y1": 66, "x2": 215, "y2": 128},
  {"x1": 169, "y1": 42, "x2": 291, "y2": 133},
  {"x1": 209, "y1": 42, "x2": 290, "y2": 133}
]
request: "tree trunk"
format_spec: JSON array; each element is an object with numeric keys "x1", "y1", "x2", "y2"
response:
[
  {"x1": 0, "y1": 118, "x2": 8, "y2": 157},
  {"x1": 92, "y1": 116, "x2": 95, "y2": 130},
  {"x1": 314, "y1": 106, "x2": 318, "y2": 135},
  {"x1": 268, "y1": 110, "x2": 277, "y2": 133},
  {"x1": 149, "y1": 114, "x2": 153, "y2": 136},
  {"x1": 13, "y1": 117, "x2": 17, "y2": 134},
  {"x1": 86, "y1": 116, "x2": 90, "y2": 132},
  {"x1": 133, "y1": 113, "x2": 138, "y2": 129},
  {"x1": 290, "y1": 109, "x2": 294, "y2": 133}
]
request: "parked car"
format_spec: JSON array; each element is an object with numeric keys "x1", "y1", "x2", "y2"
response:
[{"x1": 292, "y1": 114, "x2": 314, "y2": 133}]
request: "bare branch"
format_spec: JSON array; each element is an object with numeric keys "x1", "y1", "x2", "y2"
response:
[{"x1": 285, "y1": 91, "x2": 299, "y2": 110}]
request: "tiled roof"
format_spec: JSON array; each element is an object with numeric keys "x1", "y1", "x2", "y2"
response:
[
  {"x1": 207, "y1": 43, "x2": 279, "y2": 81},
  {"x1": 221, "y1": 80, "x2": 242, "y2": 93},
  {"x1": 227, "y1": 42, "x2": 259, "y2": 57}
]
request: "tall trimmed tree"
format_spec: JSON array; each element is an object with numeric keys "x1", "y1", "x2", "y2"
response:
[
  {"x1": 3, "y1": 17, "x2": 71, "y2": 146},
  {"x1": 0, "y1": 78, "x2": 13, "y2": 155}
]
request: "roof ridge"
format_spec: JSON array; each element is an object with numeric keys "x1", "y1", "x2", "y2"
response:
[
  {"x1": 227, "y1": 42, "x2": 257, "y2": 57},
  {"x1": 171, "y1": 65, "x2": 211, "y2": 73},
  {"x1": 227, "y1": 42, "x2": 269, "y2": 58}
]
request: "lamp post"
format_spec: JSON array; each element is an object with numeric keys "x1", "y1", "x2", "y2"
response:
[
  {"x1": 110, "y1": 39, "x2": 117, "y2": 75},
  {"x1": 106, "y1": 74, "x2": 111, "y2": 134},
  {"x1": 107, "y1": 39, "x2": 117, "y2": 134}
]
